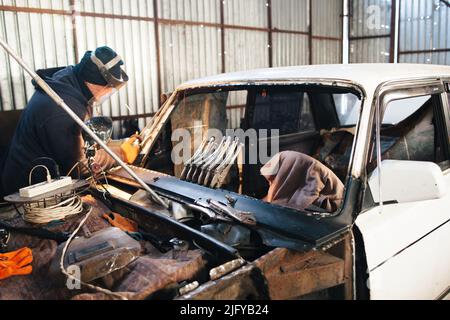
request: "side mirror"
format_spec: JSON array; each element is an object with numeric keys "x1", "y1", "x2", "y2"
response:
[
  {"x1": 368, "y1": 160, "x2": 447, "y2": 204},
  {"x1": 82, "y1": 116, "x2": 113, "y2": 146}
]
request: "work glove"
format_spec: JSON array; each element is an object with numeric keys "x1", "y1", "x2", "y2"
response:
[
  {"x1": 103, "y1": 212, "x2": 138, "y2": 233},
  {"x1": 0, "y1": 247, "x2": 33, "y2": 280},
  {"x1": 120, "y1": 133, "x2": 142, "y2": 164}
]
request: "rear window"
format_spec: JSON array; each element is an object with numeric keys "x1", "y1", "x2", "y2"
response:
[{"x1": 253, "y1": 90, "x2": 315, "y2": 135}]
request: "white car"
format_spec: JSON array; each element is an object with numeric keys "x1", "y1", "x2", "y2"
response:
[{"x1": 113, "y1": 63, "x2": 449, "y2": 300}]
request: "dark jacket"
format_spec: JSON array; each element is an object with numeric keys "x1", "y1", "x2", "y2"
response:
[{"x1": 1, "y1": 66, "x2": 92, "y2": 196}]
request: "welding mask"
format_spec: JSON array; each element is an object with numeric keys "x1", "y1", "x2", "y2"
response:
[{"x1": 89, "y1": 51, "x2": 129, "y2": 105}]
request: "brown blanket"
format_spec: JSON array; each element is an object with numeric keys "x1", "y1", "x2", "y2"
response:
[
  {"x1": 261, "y1": 151, "x2": 344, "y2": 212},
  {"x1": 0, "y1": 195, "x2": 205, "y2": 300}
]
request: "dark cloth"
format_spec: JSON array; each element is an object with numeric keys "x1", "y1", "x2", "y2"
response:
[
  {"x1": 0, "y1": 66, "x2": 92, "y2": 197},
  {"x1": 261, "y1": 151, "x2": 345, "y2": 212}
]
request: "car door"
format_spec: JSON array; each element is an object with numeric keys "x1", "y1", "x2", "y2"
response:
[{"x1": 356, "y1": 81, "x2": 450, "y2": 300}]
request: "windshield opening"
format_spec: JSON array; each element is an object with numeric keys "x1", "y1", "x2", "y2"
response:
[{"x1": 145, "y1": 84, "x2": 362, "y2": 215}]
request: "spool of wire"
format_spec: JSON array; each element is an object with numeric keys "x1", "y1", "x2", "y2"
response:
[
  {"x1": 22, "y1": 192, "x2": 84, "y2": 224},
  {"x1": 19, "y1": 164, "x2": 87, "y2": 224}
]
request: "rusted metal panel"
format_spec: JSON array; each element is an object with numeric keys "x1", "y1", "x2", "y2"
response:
[
  {"x1": 177, "y1": 264, "x2": 270, "y2": 300},
  {"x1": 254, "y1": 248, "x2": 345, "y2": 300},
  {"x1": 324, "y1": 232, "x2": 354, "y2": 299}
]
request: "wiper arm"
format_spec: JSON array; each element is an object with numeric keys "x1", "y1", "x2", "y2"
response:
[{"x1": 195, "y1": 198, "x2": 257, "y2": 226}]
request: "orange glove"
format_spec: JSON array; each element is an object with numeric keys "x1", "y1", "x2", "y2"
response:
[
  {"x1": 103, "y1": 212, "x2": 138, "y2": 233},
  {"x1": 120, "y1": 134, "x2": 141, "y2": 164},
  {"x1": 0, "y1": 247, "x2": 33, "y2": 280}
]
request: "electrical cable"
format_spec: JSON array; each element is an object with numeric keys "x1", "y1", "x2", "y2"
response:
[
  {"x1": 67, "y1": 161, "x2": 82, "y2": 179},
  {"x1": 28, "y1": 165, "x2": 52, "y2": 185},
  {"x1": 26, "y1": 162, "x2": 126, "y2": 297},
  {"x1": 22, "y1": 165, "x2": 84, "y2": 224}
]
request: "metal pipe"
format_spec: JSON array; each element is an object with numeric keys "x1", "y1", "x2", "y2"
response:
[
  {"x1": 0, "y1": 37, "x2": 169, "y2": 209},
  {"x1": 392, "y1": 0, "x2": 400, "y2": 63},
  {"x1": 342, "y1": 0, "x2": 349, "y2": 64}
]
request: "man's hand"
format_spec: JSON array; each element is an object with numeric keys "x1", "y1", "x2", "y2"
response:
[{"x1": 120, "y1": 133, "x2": 142, "y2": 164}]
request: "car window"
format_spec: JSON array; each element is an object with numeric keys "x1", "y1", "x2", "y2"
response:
[
  {"x1": 383, "y1": 95, "x2": 431, "y2": 125},
  {"x1": 447, "y1": 91, "x2": 450, "y2": 116},
  {"x1": 370, "y1": 94, "x2": 447, "y2": 167},
  {"x1": 299, "y1": 93, "x2": 315, "y2": 131},
  {"x1": 253, "y1": 90, "x2": 316, "y2": 135},
  {"x1": 226, "y1": 90, "x2": 247, "y2": 129},
  {"x1": 333, "y1": 93, "x2": 361, "y2": 126}
]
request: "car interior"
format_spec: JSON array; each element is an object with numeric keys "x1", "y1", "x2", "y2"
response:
[{"x1": 144, "y1": 84, "x2": 362, "y2": 214}]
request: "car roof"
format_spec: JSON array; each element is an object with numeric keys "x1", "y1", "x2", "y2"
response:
[{"x1": 179, "y1": 63, "x2": 450, "y2": 93}]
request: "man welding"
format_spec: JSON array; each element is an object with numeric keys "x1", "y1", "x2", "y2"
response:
[{"x1": 0, "y1": 46, "x2": 140, "y2": 197}]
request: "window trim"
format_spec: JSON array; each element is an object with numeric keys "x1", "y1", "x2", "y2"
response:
[
  {"x1": 356, "y1": 79, "x2": 446, "y2": 178},
  {"x1": 360, "y1": 81, "x2": 448, "y2": 213},
  {"x1": 441, "y1": 79, "x2": 450, "y2": 147},
  {"x1": 375, "y1": 83, "x2": 449, "y2": 165}
]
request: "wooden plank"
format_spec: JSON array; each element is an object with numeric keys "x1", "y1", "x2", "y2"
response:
[
  {"x1": 254, "y1": 248, "x2": 345, "y2": 300},
  {"x1": 177, "y1": 264, "x2": 269, "y2": 300}
]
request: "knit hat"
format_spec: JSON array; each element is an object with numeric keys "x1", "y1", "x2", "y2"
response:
[{"x1": 75, "y1": 46, "x2": 124, "y2": 85}]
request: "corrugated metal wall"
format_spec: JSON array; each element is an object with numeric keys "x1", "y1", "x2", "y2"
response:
[
  {"x1": 349, "y1": 0, "x2": 393, "y2": 63},
  {"x1": 271, "y1": 0, "x2": 309, "y2": 67},
  {"x1": 312, "y1": 0, "x2": 343, "y2": 64},
  {"x1": 399, "y1": 0, "x2": 450, "y2": 65},
  {"x1": 0, "y1": 0, "x2": 343, "y2": 136},
  {"x1": 350, "y1": 0, "x2": 450, "y2": 65}
]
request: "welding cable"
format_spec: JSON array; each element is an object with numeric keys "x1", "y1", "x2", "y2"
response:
[{"x1": 59, "y1": 204, "x2": 128, "y2": 300}]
